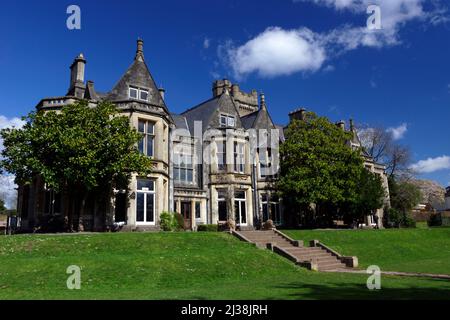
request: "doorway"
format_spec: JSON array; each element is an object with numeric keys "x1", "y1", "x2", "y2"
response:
[{"x1": 181, "y1": 201, "x2": 192, "y2": 230}]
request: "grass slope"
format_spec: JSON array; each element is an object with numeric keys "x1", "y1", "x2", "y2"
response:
[
  {"x1": 0, "y1": 232, "x2": 449, "y2": 300},
  {"x1": 283, "y1": 228, "x2": 450, "y2": 275}
]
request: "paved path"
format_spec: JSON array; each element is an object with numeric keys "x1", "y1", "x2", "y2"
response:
[{"x1": 326, "y1": 268, "x2": 450, "y2": 280}]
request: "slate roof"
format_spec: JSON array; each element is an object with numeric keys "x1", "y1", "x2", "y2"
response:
[
  {"x1": 181, "y1": 91, "x2": 243, "y2": 134},
  {"x1": 105, "y1": 41, "x2": 170, "y2": 115},
  {"x1": 240, "y1": 111, "x2": 258, "y2": 129}
]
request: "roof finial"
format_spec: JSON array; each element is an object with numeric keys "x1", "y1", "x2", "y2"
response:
[{"x1": 136, "y1": 38, "x2": 144, "y2": 61}]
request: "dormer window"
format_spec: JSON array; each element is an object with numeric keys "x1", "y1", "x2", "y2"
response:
[
  {"x1": 220, "y1": 114, "x2": 235, "y2": 127},
  {"x1": 129, "y1": 86, "x2": 149, "y2": 102}
]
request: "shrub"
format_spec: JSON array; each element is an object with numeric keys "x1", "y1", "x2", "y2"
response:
[
  {"x1": 428, "y1": 213, "x2": 442, "y2": 227},
  {"x1": 197, "y1": 224, "x2": 218, "y2": 232},
  {"x1": 386, "y1": 208, "x2": 416, "y2": 228},
  {"x1": 160, "y1": 212, "x2": 184, "y2": 231},
  {"x1": 262, "y1": 219, "x2": 275, "y2": 230}
]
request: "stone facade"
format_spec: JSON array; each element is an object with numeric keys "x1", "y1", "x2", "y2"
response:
[
  {"x1": 16, "y1": 39, "x2": 389, "y2": 232},
  {"x1": 445, "y1": 187, "x2": 450, "y2": 211}
]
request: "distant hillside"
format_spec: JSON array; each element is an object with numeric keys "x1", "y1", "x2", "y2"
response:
[{"x1": 411, "y1": 179, "x2": 445, "y2": 209}]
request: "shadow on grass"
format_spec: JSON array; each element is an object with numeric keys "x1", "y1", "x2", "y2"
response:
[{"x1": 273, "y1": 278, "x2": 450, "y2": 300}]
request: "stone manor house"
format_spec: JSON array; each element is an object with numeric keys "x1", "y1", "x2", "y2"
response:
[{"x1": 16, "y1": 40, "x2": 389, "y2": 232}]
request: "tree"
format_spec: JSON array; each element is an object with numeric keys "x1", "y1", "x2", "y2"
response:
[
  {"x1": 343, "y1": 168, "x2": 385, "y2": 226},
  {"x1": 278, "y1": 112, "x2": 364, "y2": 227},
  {"x1": 387, "y1": 177, "x2": 422, "y2": 228},
  {"x1": 358, "y1": 125, "x2": 412, "y2": 179},
  {"x1": 0, "y1": 199, "x2": 6, "y2": 213},
  {"x1": 0, "y1": 101, "x2": 153, "y2": 231}
]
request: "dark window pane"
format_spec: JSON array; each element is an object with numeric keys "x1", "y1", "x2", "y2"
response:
[
  {"x1": 147, "y1": 136, "x2": 153, "y2": 157},
  {"x1": 136, "y1": 193, "x2": 144, "y2": 222},
  {"x1": 218, "y1": 200, "x2": 227, "y2": 221},
  {"x1": 140, "y1": 90, "x2": 148, "y2": 101},
  {"x1": 137, "y1": 179, "x2": 154, "y2": 191},
  {"x1": 146, "y1": 194, "x2": 154, "y2": 222},
  {"x1": 262, "y1": 203, "x2": 269, "y2": 222},
  {"x1": 147, "y1": 122, "x2": 154, "y2": 134},
  {"x1": 138, "y1": 138, "x2": 144, "y2": 154},
  {"x1": 241, "y1": 202, "x2": 246, "y2": 224},
  {"x1": 180, "y1": 169, "x2": 186, "y2": 182},
  {"x1": 195, "y1": 202, "x2": 201, "y2": 219},
  {"x1": 234, "y1": 201, "x2": 239, "y2": 222},
  {"x1": 235, "y1": 191, "x2": 246, "y2": 199},
  {"x1": 130, "y1": 88, "x2": 138, "y2": 99},
  {"x1": 138, "y1": 120, "x2": 145, "y2": 133},
  {"x1": 174, "y1": 168, "x2": 180, "y2": 182},
  {"x1": 187, "y1": 169, "x2": 193, "y2": 182}
]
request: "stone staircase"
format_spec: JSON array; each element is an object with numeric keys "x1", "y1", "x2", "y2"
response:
[{"x1": 233, "y1": 229, "x2": 357, "y2": 272}]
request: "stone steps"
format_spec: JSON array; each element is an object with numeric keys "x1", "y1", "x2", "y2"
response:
[{"x1": 234, "y1": 229, "x2": 352, "y2": 272}]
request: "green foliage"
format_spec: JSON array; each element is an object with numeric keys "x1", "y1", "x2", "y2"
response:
[
  {"x1": 0, "y1": 101, "x2": 153, "y2": 230},
  {"x1": 428, "y1": 213, "x2": 442, "y2": 227},
  {"x1": 278, "y1": 112, "x2": 365, "y2": 226},
  {"x1": 197, "y1": 224, "x2": 218, "y2": 232},
  {"x1": 386, "y1": 207, "x2": 416, "y2": 228},
  {"x1": 160, "y1": 212, "x2": 184, "y2": 231},
  {"x1": 0, "y1": 199, "x2": 6, "y2": 213},
  {"x1": 387, "y1": 178, "x2": 421, "y2": 228},
  {"x1": 344, "y1": 168, "x2": 385, "y2": 224},
  {"x1": 0, "y1": 101, "x2": 152, "y2": 190}
]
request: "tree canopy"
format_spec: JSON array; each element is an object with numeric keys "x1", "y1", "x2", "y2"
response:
[
  {"x1": 278, "y1": 112, "x2": 385, "y2": 227},
  {"x1": 0, "y1": 101, "x2": 153, "y2": 230}
]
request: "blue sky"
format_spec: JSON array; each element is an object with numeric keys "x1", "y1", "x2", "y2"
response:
[{"x1": 0, "y1": 0, "x2": 450, "y2": 194}]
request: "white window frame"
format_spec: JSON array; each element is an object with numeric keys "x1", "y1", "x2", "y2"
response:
[
  {"x1": 234, "y1": 191, "x2": 247, "y2": 226},
  {"x1": 174, "y1": 150, "x2": 194, "y2": 185},
  {"x1": 234, "y1": 142, "x2": 245, "y2": 174},
  {"x1": 129, "y1": 87, "x2": 138, "y2": 99},
  {"x1": 129, "y1": 86, "x2": 150, "y2": 102},
  {"x1": 217, "y1": 140, "x2": 226, "y2": 171},
  {"x1": 136, "y1": 179, "x2": 156, "y2": 226},
  {"x1": 220, "y1": 114, "x2": 236, "y2": 128},
  {"x1": 138, "y1": 119, "x2": 155, "y2": 158}
]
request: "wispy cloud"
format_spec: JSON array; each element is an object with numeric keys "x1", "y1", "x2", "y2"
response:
[
  {"x1": 221, "y1": 0, "x2": 447, "y2": 78},
  {"x1": 203, "y1": 37, "x2": 211, "y2": 49},
  {"x1": 410, "y1": 155, "x2": 450, "y2": 173},
  {"x1": 387, "y1": 123, "x2": 408, "y2": 140}
]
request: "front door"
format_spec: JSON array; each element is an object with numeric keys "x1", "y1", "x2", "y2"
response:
[
  {"x1": 181, "y1": 202, "x2": 192, "y2": 230},
  {"x1": 234, "y1": 191, "x2": 247, "y2": 226}
]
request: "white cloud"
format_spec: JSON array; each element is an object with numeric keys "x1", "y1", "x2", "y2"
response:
[
  {"x1": 0, "y1": 174, "x2": 17, "y2": 209},
  {"x1": 0, "y1": 115, "x2": 24, "y2": 210},
  {"x1": 410, "y1": 155, "x2": 450, "y2": 173},
  {"x1": 387, "y1": 123, "x2": 407, "y2": 140},
  {"x1": 295, "y1": 0, "x2": 447, "y2": 29},
  {"x1": 222, "y1": 1, "x2": 447, "y2": 78},
  {"x1": 0, "y1": 115, "x2": 25, "y2": 153},
  {"x1": 225, "y1": 27, "x2": 326, "y2": 78}
]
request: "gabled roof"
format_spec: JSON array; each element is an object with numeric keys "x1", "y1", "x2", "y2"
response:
[
  {"x1": 182, "y1": 90, "x2": 243, "y2": 134},
  {"x1": 105, "y1": 40, "x2": 169, "y2": 114}
]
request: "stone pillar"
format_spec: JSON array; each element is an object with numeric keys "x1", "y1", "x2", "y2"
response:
[{"x1": 191, "y1": 200, "x2": 196, "y2": 231}]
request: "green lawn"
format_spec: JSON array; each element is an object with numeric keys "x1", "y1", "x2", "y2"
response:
[
  {"x1": 1, "y1": 232, "x2": 449, "y2": 300},
  {"x1": 283, "y1": 227, "x2": 450, "y2": 275}
]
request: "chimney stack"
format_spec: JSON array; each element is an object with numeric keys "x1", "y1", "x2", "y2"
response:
[
  {"x1": 336, "y1": 120, "x2": 345, "y2": 130},
  {"x1": 68, "y1": 53, "x2": 86, "y2": 98},
  {"x1": 212, "y1": 79, "x2": 232, "y2": 97},
  {"x1": 289, "y1": 108, "x2": 307, "y2": 122}
]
